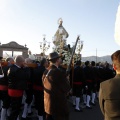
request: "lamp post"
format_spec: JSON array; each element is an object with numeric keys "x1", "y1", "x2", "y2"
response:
[{"x1": 40, "y1": 35, "x2": 50, "y2": 56}]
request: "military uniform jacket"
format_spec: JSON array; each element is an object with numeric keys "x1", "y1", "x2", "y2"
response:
[
  {"x1": 33, "y1": 65, "x2": 45, "y2": 86},
  {"x1": 0, "y1": 66, "x2": 9, "y2": 86},
  {"x1": 73, "y1": 66, "x2": 85, "y2": 85},
  {"x1": 91, "y1": 66, "x2": 99, "y2": 84},
  {"x1": 42, "y1": 64, "x2": 71, "y2": 117},
  {"x1": 8, "y1": 64, "x2": 28, "y2": 90},
  {"x1": 99, "y1": 74, "x2": 120, "y2": 120},
  {"x1": 0, "y1": 66, "x2": 10, "y2": 91},
  {"x1": 33, "y1": 65, "x2": 46, "y2": 91},
  {"x1": 84, "y1": 66, "x2": 93, "y2": 84}
]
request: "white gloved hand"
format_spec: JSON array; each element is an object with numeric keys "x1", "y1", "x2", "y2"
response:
[{"x1": 0, "y1": 74, "x2": 4, "y2": 78}]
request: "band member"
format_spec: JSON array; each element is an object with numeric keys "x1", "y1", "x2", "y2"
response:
[
  {"x1": 83, "y1": 61, "x2": 92, "y2": 109},
  {"x1": 90, "y1": 61, "x2": 98, "y2": 105},
  {"x1": 96, "y1": 63, "x2": 101, "y2": 99},
  {"x1": 42, "y1": 52, "x2": 71, "y2": 120},
  {"x1": 0, "y1": 57, "x2": 14, "y2": 120},
  {"x1": 21, "y1": 58, "x2": 34, "y2": 119},
  {"x1": 72, "y1": 60, "x2": 85, "y2": 112},
  {"x1": 33, "y1": 58, "x2": 48, "y2": 120},
  {"x1": 7, "y1": 55, "x2": 29, "y2": 120},
  {"x1": 104, "y1": 63, "x2": 115, "y2": 80}
]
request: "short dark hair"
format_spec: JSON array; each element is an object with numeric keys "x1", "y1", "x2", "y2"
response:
[
  {"x1": 85, "y1": 61, "x2": 89, "y2": 66},
  {"x1": 76, "y1": 60, "x2": 81, "y2": 65},
  {"x1": 6, "y1": 57, "x2": 14, "y2": 62},
  {"x1": 91, "y1": 61, "x2": 95, "y2": 66},
  {"x1": 40, "y1": 58, "x2": 47, "y2": 66},
  {"x1": 111, "y1": 50, "x2": 120, "y2": 62},
  {"x1": 96, "y1": 63, "x2": 99, "y2": 66}
]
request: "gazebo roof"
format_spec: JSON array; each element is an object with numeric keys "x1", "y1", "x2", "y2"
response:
[{"x1": 0, "y1": 41, "x2": 28, "y2": 50}]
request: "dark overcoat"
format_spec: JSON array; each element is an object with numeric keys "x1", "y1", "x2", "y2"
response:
[{"x1": 42, "y1": 64, "x2": 71, "y2": 118}]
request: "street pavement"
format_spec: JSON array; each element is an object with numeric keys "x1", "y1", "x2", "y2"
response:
[
  {"x1": 69, "y1": 100, "x2": 104, "y2": 120},
  {"x1": 20, "y1": 98, "x2": 104, "y2": 120}
]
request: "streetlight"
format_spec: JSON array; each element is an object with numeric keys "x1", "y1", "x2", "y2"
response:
[{"x1": 40, "y1": 35, "x2": 50, "y2": 55}]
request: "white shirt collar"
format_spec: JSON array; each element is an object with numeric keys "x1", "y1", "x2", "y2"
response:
[{"x1": 15, "y1": 64, "x2": 21, "y2": 68}]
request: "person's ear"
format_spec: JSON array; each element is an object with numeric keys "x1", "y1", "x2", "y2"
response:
[{"x1": 113, "y1": 64, "x2": 117, "y2": 70}]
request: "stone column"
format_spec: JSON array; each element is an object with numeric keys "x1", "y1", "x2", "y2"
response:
[{"x1": 12, "y1": 51, "x2": 14, "y2": 57}]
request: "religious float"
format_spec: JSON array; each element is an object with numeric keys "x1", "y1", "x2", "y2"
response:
[{"x1": 52, "y1": 18, "x2": 83, "y2": 68}]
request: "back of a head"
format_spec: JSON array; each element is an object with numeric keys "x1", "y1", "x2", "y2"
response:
[
  {"x1": 96, "y1": 63, "x2": 99, "y2": 66},
  {"x1": 25, "y1": 58, "x2": 32, "y2": 64},
  {"x1": 15, "y1": 55, "x2": 25, "y2": 64},
  {"x1": 111, "y1": 50, "x2": 120, "y2": 70},
  {"x1": 85, "y1": 61, "x2": 89, "y2": 66},
  {"x1": 40, "y1": 58, "x2": 47, "y2": 66},
  {"x1": 6, "y1": 57, "x2": 14, "y2": 63},
  {"x1": 76, "y1": 60, "x2": 81, "y2": 66},
  {"x1": 111, "y1": 50, "x2": 120, "y2": 62},
  {"x1": 91, "y1": 61, "x2": 96, "y2": 66}
]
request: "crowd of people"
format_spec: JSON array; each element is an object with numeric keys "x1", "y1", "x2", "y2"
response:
[
  {"x1": 0, "y1": 51, "x2": 116, "y2": 120},
  {"x1": 72, "y1": 60, "x2": 115, "y2": 112}
]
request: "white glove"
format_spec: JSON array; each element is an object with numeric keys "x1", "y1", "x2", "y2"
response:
[{"x1": 0, "y1": 74, "x2": 4, "y2": 78}]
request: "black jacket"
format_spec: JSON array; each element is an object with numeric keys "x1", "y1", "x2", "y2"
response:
[
  {"x1": 33, "y1": 65, "x2": 46, "y2": 86},
  {"x1": 73, "y1": 66, "x2": 85, "y2": 83},
  {"x1": 84, "y1": 66, "x2": 93, "y2": 81},
  {"x1": 0, "y1": 66, "x2": 9, "y2": 85},
  {"x1": 7, "y1": 64, "x2": 29, "y2": 90}
]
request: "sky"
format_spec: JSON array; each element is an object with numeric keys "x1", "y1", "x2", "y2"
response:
[{"x1": 0, "y1": 0, "x2": 120, "y2": 57}]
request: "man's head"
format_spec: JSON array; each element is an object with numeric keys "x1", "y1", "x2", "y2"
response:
[
  {"x1": 40, "y1": 58, "x2": 49, "y2": 68},
  {"x1": 76, "y1": 60, "x2": 81, "y2": 66},
  {"x1": 48, "y1": 52, "x2": 61, "y2": 66},
  {"x1": 15, "y1": 55, "x2": 25, "y2": 67},
  {"x1": 25, "y1": 58, "x2": 32, "y2": 64},
  {"x1": 91, "y1": 61, "x2": 96, "y2": 67},
  {"x1": 85, "y1": 61, "x2": 90, "y2": 66},
  {"x1": 111, "y1": 50, "x2": 120, "y2": 72},
  {"x1": 6, "y1": 57, "x2": 14, "y2": 64}
]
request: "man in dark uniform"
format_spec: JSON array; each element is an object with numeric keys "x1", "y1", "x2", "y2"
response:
[
  {"x1": 0, "y1": 57, "x2": 14, "y2": 120},
  {"x1": 21, "y1": 58, "x2": 34, "y2": 119},
  {"x1": 83, "y1": 61, "x2": 92, "y2": 109},
  {"x1": 99, "y1": 50, "x2": 120, "y2": 120},
  {"x1": 7, "y1": 55, "x2": 29, "y2": 120},
  {"x1": 90, "y1": 61, "x2": 98, "y2": 105},
  {"x1": 33, "y1": 58, "x2": 48, "y2": 120},
  {"x1": 42, "y1": 52, "x2": 71, "y2": 120},
  {"x1": 104, "y1": 63, "x2": 115, "y2": 80},
  {"x1": 72, "y1": 60, "x2": 85, "y2": 112}
]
